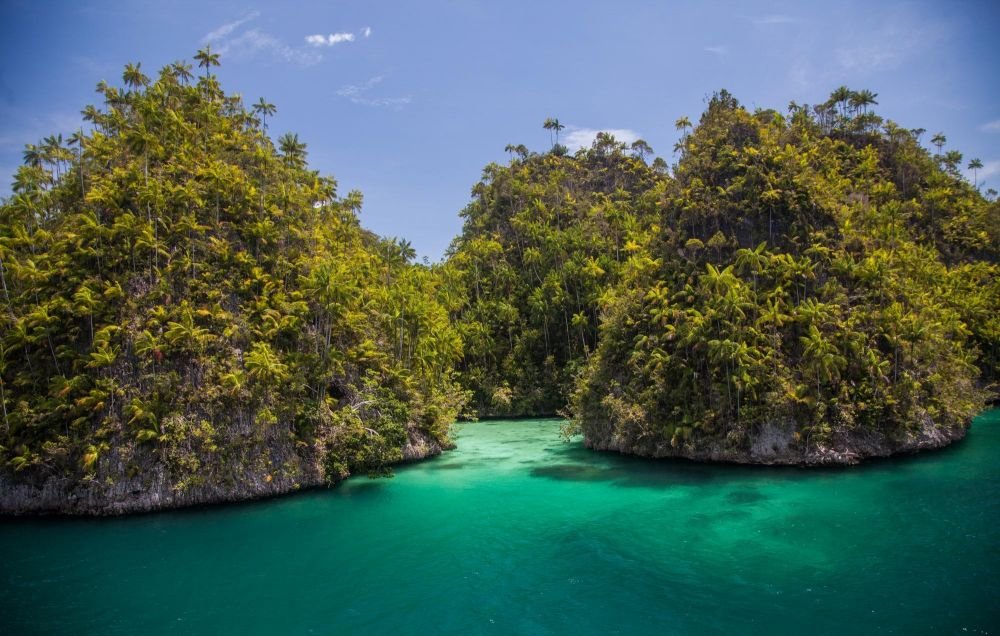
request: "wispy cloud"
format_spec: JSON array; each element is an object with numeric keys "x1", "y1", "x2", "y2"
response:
[
  {"x1": 704, "y1": 45, "x2": 727, "y2": 56},
  {"x1": 0, "y1": 109, "x2": 83, "y2": 147},
  {"x1": 787, "y1": 10, "x2": 948, "y2": 92},
  {"x1": 750, "y1": 14, "x2": 797, "y2": 25},
  {"x1": 834, "y1": 14, "x2": 946, "y2": 73},
  {"x1": 362, "y1": 26, "x2": 372, "y2": 38},
  {"x1": 305, "y1": 32, "x2": 355, "y2": 47},
  {"x1": 337, "y1": 76, "x2": 411, "y2": 108},
  {"x1": 563, "y1": 128, "x2": 642, "y2": 152},
  {"x1": 981, "y1": 119, "x2": 1000, "y2": 133},
  {"x1": 203, "y1": 11, "x2": 261, "y2": 43},
  {"x1": 217, "y1": 29, "x2": 322, "y2": 65},
  {"x1": 203, "y1": 12, "x2": 331, "y2": 66}
]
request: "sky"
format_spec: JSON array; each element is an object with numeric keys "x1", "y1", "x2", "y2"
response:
[{"x1": 0, "y1": 0, "x2": 997, "y2": 261}]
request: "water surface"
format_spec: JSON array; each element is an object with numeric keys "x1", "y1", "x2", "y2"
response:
[{"x1": 2, "y1": 410, "x2": 998, "y2": 634}]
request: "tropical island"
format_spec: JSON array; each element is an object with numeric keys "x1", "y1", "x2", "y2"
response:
[{"x1": 1, "y1": 52, "x2": 997, "y2": 514}]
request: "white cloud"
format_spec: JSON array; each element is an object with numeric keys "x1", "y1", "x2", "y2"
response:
[
  {"x1": 328, "y1": 32, "x2": 354, "y2": 44},
  {"x1": 337, "y1": 75, "x2": 384, "y2": 97},
  {"x1": 337, "y1": 75, "x2": 411, "y2": 108},
  {"x1": 981, "y1": 119, "x2": 1000, "y2": 133},
  {"x1": 362, "y1": 26, "x2": 372, "y2": 38},
  {"x1": 704, "y1": 45, "x2": 727, "y2": 56},
  {"x1": 563, "y1": 128, "x2": 642, "y2": 152},
  {"x1": 218, "y1": 29, "x2": 322, "y2": 66},
  {"x1": 751, "y1": 15, "x2": 796, "y2": 25},
  {"x1": 203, "y1": 11, "x2": 261, "y2": 43},
  {"x1": 202, "y1": 12, "x2": 332, "y2": 66},
  {"x1": 305, "y1": 32, "x2": 356, "y2": 47}
]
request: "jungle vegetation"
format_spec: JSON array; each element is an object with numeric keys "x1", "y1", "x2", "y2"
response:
[
  {"x1": 452, "y1": 89, "x2": 997, "y2": 455},
  {"x1": 1, "y1": 48, "x2": 997, "y2": 491},
  {"x1": 0, "y1": 51, "x2": 466, "y2": 490}
]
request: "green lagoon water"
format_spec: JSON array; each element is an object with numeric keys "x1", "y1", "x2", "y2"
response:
[{"x1": 2, "y1": 410, "x2": 998, "y2": 634}]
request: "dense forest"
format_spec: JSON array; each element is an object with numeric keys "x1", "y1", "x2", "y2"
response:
[
  {"x1": 451, "y1": 91, "x2": 998, "y2": 461},
  {"x1": 447, "y1": 132, "x2": 666, "y2": 416},
  {"x1": 1, "y1": 52, "x2": 997, "y2": 512},
  {"x1": 0, "y1": 52, "x2": 466, "y2": 513},
  {"x1": 570, "y1": 92, "x2": 998, "y2": 462}
]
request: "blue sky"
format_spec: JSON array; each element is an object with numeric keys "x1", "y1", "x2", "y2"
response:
[{"x1": 1, "y1": 0, "x2": 997, "y2": 260}]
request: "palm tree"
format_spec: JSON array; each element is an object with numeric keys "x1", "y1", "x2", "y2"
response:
[
  {"x1": 278, "y1": 133, "x2": 307, "y2": 167},
  {"x1": 126, "y1": 124, "x2": 155, "y2": 188},
  {"x1": 252, "y1": 97, "x2": 276, "y2": 132},
  {"x1": 674, "y1": 116, "x2": 693, "y2": 153},
  {"x1": 828, "y1": 86, "x2": 852, "y2": 118},
  {"x1": 542, "y1": 117, "x2": 565, "y2": 147},
  {"x1": 42, "y1": 134, "x2": 71, "y2": 179},
  {"x1": 164, "y1": 306, "x2": 210, "y2": 352},
  {"x1": 194, "y1": 45, "x2": 221, "y2": 79},
  {"x1": 68, "y1": 129, "x2": 87, "y2": 197},
  {"x1": 968, "y1": 158, "x2": 983, "y2": 189},
  {"x1": 245, "y1": 342, "x2": 289, "y2": 385},
  {"x1": 800, "y1": 324, "x2": 845, "y2": 398},
  {"x1": 675, "y1": 116, "x2": 692, "y2": 139},
  {"x1": 735, "y1": 242, "x2": 768, "y2": 291},
  {"x1": 171, "y1": 60, "x2": 194, "y2": 85},
  {"x1": 398, "y1": 239, "x2": 416, "y2": 262},
  {"x1": 701, "y1": 263, "x2": 738, "y2": 297},
  {"x1": 942, "y1": 150, "x2": 963, "y2": 174},
  {"x1": 122, "y1": 62, "x2": 150, "y2": 91},
  {"x1": 849, "y1": 89, "x2": 877, "y2": 115},
  {"x1": 630, "y1": 139, "x2": 653, "y2": 161},
  {"x1": 22, "y1": 143, "x2": 44, "y2": 168},
  {"x1": 931, "y1": 132, "x2": 946, "y2": 156}
]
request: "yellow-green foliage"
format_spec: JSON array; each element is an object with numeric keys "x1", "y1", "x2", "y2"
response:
[
  {"x1": 0, "y1": 53, "x2": 466, "y2": 483},
  {"x1": 571, "y1": 90, "x2": 998, "y2": 449},
  {"x1": 448, "y1": 133, "x2": 665, "y2": 416}
]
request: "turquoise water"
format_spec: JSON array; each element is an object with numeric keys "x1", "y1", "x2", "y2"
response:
[{"x1": 2, "y1": 410, "x2": 997, "y2": 634}]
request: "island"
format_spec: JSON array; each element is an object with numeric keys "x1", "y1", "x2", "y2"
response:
[{"x1": 1, "y1": 52, "x2": 997, "y2": 514}]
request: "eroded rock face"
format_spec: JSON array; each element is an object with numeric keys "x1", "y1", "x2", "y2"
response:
[
  {"x1": 0, "y1": 425, "x2": 444, "y2": 516},
  {"x1": 583, "y1": 417, "x2": 970, "y2": 465}
]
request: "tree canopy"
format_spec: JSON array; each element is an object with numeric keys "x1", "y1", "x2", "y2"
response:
[
  {"x1": 2, "y1": 60, "x2": 998, "y2": 513},
  {"x1": 0, "y1": 53, "x2": 466, "y2": 503}
]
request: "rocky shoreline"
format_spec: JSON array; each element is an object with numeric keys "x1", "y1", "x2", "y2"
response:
[
  {"x1": 583, "y1": 415, "x2": 970, "y2": 465},
  {"x1": 1, "y1": 413, "x2": 976, "y2": 516},
  {"x1": 0, "y1": 426, "x2": 447, "y2": 517}
]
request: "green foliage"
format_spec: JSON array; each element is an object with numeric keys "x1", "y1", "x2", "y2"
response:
[
  {"x1": 568, "y1": 89, "x2": 997, "y2": 454},
  {"x1": 448, "y1": 133, "x2": 664, "y2": 416},
  {"x1": 0, "y1": 53, "x2": 466, "y2": 487},
  {"x1": 1, "y1": 61, "x2": 996, "y2": 496}
]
